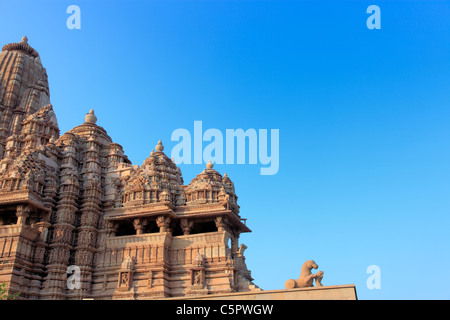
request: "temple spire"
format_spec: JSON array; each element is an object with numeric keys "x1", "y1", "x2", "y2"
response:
[
  {"x1": 84, "y1": 109, "x2": 97, "y2": 124},
  {"x1": 155, "y1": 140, "x2": 164, "y2": 152}
]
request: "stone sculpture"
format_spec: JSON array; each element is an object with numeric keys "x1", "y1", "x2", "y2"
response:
[
  {"x1": 315, "y1": 270, "x2": 324, "y2": 287},
  {"x1": 284, "y1": 260, "x2": 324, "y2": 289}
]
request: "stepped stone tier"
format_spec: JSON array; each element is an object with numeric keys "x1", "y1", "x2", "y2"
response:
[{"x1": 0, "y1": 37, "x2": 258, "y2": 299}]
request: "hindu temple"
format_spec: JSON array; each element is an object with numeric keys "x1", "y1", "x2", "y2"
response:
[{"x1": 0, "y1": 37, "x2": 259, "y2": 299}]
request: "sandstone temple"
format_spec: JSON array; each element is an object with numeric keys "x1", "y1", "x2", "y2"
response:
[{"x1": 0, "y1": 37, "x2": 259, "y2": 299}]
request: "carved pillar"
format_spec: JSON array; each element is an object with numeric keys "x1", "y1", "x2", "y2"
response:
[
  {"x1": 226, "y1": 255, "x2": 237, "y2": 291},
  {"x1": 133, "y1": 218, "x2": 147, "y2": 235},
  {"x1": 16, "y1": 205, "x2": 30, "y2": 226},
  {"x1": 214, "y1": 216, "x2": 229, "y2": 232},
  {"x1": 230, "y1": 229, "x2": 241, "y2": 255},
  {"x1": 34, "y1": 221, "x2": 50, "y2": 242},
  {"x1": 180, "y1": 218, "x2": 193, "y2": 235},
  {"x1": 156, "y1": 215, "x2": 171, "y2": 233}
]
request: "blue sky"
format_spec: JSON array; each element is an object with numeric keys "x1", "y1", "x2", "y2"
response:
[{"x1": 1, "y1": 0, "x2": 449, "y2": 299}]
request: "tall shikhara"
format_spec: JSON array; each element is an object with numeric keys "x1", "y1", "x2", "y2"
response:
[{"x1": 0, "y1": 37, "x2": 258, "y2": 299}]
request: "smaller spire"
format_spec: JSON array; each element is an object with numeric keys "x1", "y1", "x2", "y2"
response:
[
  {"x1": 150, "y1": 149, "x2": 154, "y2": 156},
  {"x1": 223, "y1": 172, "x2": 232, "y2": 183},
  {"x1": 21, "y1": 36, "x2": 28, "y2": 43},
  {"x1": 85, "y1": 109, "x2": 97, "y2": 124},
  {"x1": 206, "y1": 160, "x2": 214, "y2": 169},
  {"x1": 155, "y1": 140, "x2": 164, "y2": 152}
]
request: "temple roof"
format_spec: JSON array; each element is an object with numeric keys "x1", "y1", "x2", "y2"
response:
[
  {"x1": 63, "y1": 109, "x2": 113, "y2": 145},
  {"x1": 2, "y1": 36, "x2": 39, "y2": 58},
  {"x1": 187, "y1": 160, "x2": 235, "y2": 192},
  {"x1": 126, "y1": 140, "x2": 184, "y2": 187}
]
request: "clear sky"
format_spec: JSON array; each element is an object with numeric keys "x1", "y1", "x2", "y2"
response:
[{"x1": 1, "y1": 0, "x2": 449, "y2": 299}]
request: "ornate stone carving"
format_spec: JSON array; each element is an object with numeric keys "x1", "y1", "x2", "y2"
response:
[
  {"x1": 117, "y1": 256, "x2": 134, "y2": 292},
  {"x1": 219, "y1": 192, "x2": 230, "y2": 210},
  {"x1": 0, "y1": 37, "x2": 256, "y2": 300},
  {"x1": 16, "y1": 205, "x2": 31, "y2": 225},
  {"x1": 284, "y1": 260, "x2": 324, "y2": 289},
  {"x1": 121, "y1": 255, "x2": 134, "y2": 270},
  {"x1": 193, "y1": 269, "x2": 203, "y2": 286},
  {"x1": 133, "y1": 218, "x2": 148, "y2": 235},
  {"x1": 156, "y1": 215, "x2": 171, "y2": 233},
  {"x1": 187, "y1": 254, "x2": 208, "y2": 296},
  {"x1": 180, "y1": 218, "x2": 193, "y2": 235},
  {"x1": 214, "y1": 216, "x2": 229, "y2": 232}
]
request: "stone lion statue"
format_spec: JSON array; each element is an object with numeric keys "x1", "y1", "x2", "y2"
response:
[{"x1": 284, "y1": 260, "x2": 324, "y2": 289}]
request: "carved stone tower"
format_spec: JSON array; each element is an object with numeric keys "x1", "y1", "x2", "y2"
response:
[{"x1": 0, "y1": 37, "x2": 259, "y2": 299}]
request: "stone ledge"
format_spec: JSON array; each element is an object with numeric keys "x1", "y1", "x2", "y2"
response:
[{"x1": 166, "y1": 284, "x2": 357, "y2": 300}]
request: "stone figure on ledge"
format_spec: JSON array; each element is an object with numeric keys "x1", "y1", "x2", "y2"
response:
[
  {"x1": 284, "y1": 260, "x2": 324, "y2": 288},
  {"x1": 315, "y1": 270, "x2": 324, "y2": 287}
]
